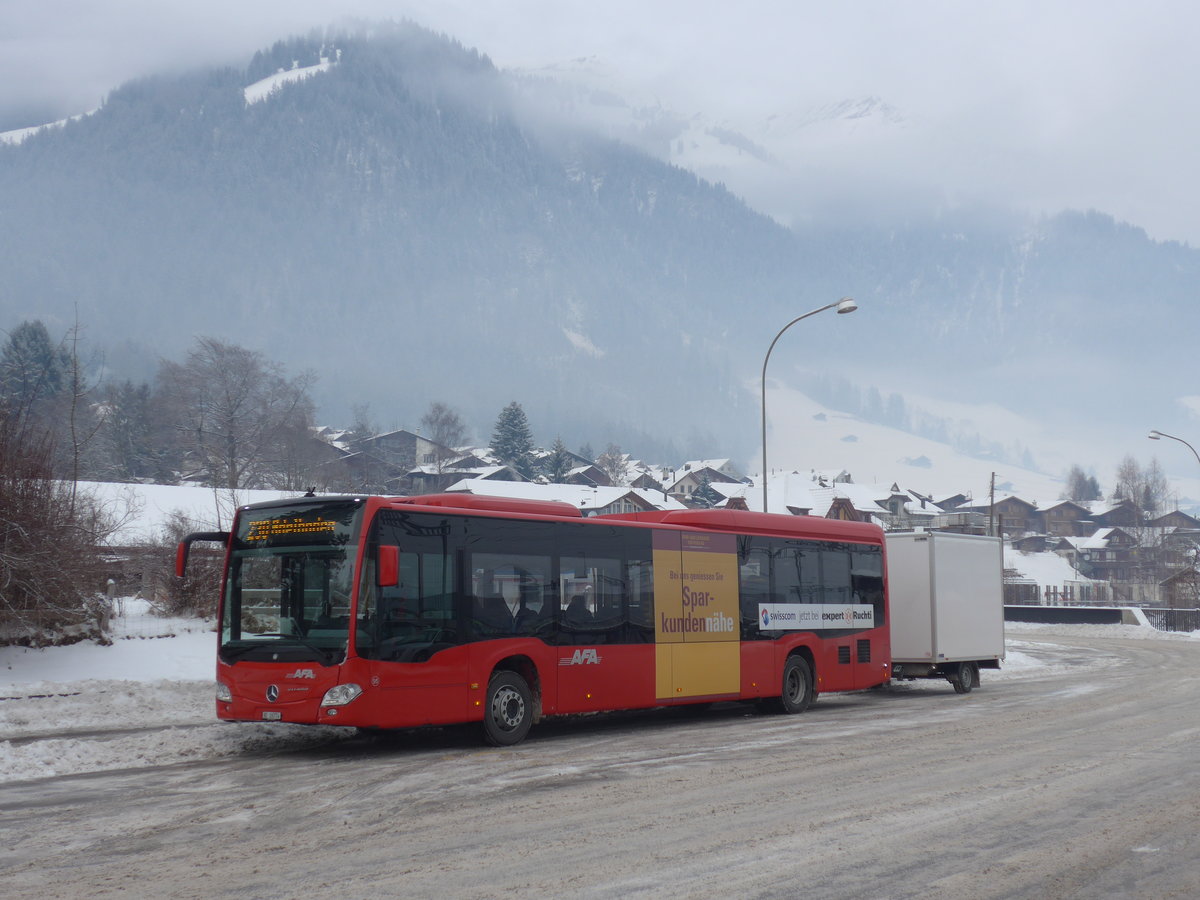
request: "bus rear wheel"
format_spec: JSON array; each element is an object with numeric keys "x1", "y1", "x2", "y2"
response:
[
  {"x1": 483, "y1": 671, "x2": 533, "y2": 746},
  {"x1": 777, "y1": 656, "x2": 813, "y2": 714}
]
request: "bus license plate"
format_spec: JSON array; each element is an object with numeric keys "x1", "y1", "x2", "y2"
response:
[{"x1": 262, "y1": 711, "x2": 282, "y2": 721}]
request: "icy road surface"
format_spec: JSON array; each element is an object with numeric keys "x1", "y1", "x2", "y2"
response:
[{"x1": 2, "y1": 628, "x2": 1199, "y2": 898}]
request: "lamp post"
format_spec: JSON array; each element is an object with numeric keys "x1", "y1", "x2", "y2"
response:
[
  {"x1": 761, "y1": 297, "x2": 858, "y2": 512},
  {"x1": 1148, "y1": 429, "x2": 1200, "y2": 468}
]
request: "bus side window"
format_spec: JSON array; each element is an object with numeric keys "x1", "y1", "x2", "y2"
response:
[
  {"x1": 561, "y1": 555, "x2": 622, "y2": 645},
  {"x1": 738, "y1": 539, "x2": 772, "y2": 639},
  {"x1": 851, "y1": 547, "x2": 885, "y2": 625},
  {"x1": 473, "y1": 592, "x2": 513, "y2": 636},
  {"x1": 625, "y1": 557, "x2": 654, "y2": 643},
  {"x1": 821, "y1": 548, "x2": 852, "y2": 605}
]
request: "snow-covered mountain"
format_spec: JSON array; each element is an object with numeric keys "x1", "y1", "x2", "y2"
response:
[
  {"x1": 509, "y1": 58, "x2": 911, "y2": 225},
  {"x1": 3, "y1": 24, "x2": 1199, "y2": 491}
]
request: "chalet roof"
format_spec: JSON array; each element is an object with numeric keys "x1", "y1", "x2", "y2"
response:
[
  {"x1": 669, "y1": 466, "x2": 741, "y2": 488},
  {"x1": 1041, "y1": 499, "x2": 1092, "y2": 515},
  {"x1": 442, "y1": 464, "x2": 527, "y2": 482},
  {"x1": 807, "y1": 484, "x2": 886, "y2": 523},
  {"x1": 757, "y1": 471, "x2": 819, "y2": 515},
  {"x1": 960, "y1": 494, "x2": 1038, "y2": 513},
  {"x1": 359, "y1": 428, "x2": 420, "y2": 442},
  {"x1": 701, "y1": 481, "x2": 750, "y2": 507},
  {"x1": 1003, "y1": 545, "x2": 1096, "y2": 585},
  {"x1": 935, "y1": 492, "x2": 970, "y2": 506},
  {"x1": 681, "y1": 458, "x2": 741, "y2": 478},
  {"x1": 443, "y1": 478, "x2": 689, "y2": 513},
  {"x1": 1078, "y1": 526, "x2": 1138, "y2": 549},
  {"x1": 1149, "y1": 510, "x2": 1200, "y2": 528}
]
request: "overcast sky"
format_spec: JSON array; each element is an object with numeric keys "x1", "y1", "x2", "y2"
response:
[{"x1": 3, "y1": 1, "x2": 1198, "y2": 244}]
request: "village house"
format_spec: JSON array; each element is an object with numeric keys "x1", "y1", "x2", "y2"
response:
[
  {"x1": 1073, "y1": 527, "x2": 1141, "y2": 583},
  {"x1": 1040, "y1": 500, "x2": 1094, "y2": 537},
  {"x1": 667, "y1": 464, "x2": 741, "y2": 503}
]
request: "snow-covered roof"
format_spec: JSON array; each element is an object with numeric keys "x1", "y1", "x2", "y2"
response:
[
  {"x1": 1078, "y1": 527, "x2": 1118, "y2": 549},
  {"x1": 444, "y1": 478, "x2": 688, "y2": 512},
  {"x1": 681, "y1": 458, "x2": 736, "y2": 473},
  {"x1": 756, "y1": 471, "x2": 819, "y2": 515},
  {"x1": 1004, "y1": 547, "x2": 1094, "y2": 587}
]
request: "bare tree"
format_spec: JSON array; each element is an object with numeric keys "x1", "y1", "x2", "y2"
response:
[
  {"x1": 596, "y1": 443, "x2": 629, "y2": 486},
  {"x1": 158, "y1": 338, "x2": 315, "y2": 490},
  {"x1": 0, "y1": 400, "x2": 116, "y2": 644},
  {"x1": 348, "y1": 403, "x2": 379, "y2": 442},
  {"x1": 1113, "y1": 455, "x2": 1170, "y2": 520},
  {"x1": 141, "y1": 510, "x2": 225, "y2": 618},
  {"x1": 420, "y1": 401, "x2": 468, "y2": 473}
]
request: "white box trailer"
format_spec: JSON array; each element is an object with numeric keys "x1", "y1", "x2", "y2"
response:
[{"x1": 885, "y1": 531, "x2": 1005, "y2": 693}]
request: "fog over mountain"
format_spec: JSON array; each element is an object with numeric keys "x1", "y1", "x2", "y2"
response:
[{"x1": 2, "y1": 21, "x2": 1197, "y2": 477}]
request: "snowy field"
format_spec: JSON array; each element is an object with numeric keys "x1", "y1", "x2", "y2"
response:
[
  {"x1": 1, "y1": 606, "x2": 1197, "y2": 785},
  {"x1": 0, "y1": 600, "x2": 350, "y2": 783}
]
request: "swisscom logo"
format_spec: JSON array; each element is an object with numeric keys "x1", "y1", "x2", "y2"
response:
[{"x1": 760, "y1": 607, "x2": 798, "y2": 628}]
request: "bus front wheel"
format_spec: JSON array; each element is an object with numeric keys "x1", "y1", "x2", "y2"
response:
[
  {"x1": 778, "y1": 656, "x2": 813, "y2": 714},
  {"x1": 483, "y1": 670, "x2": 533, "y2": 746}
]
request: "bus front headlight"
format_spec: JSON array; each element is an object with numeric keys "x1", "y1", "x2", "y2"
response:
[
  {"x1": 321, "y1": 683, "x2": 363, "y2": 707},
  {"x1": 216, "y1": 681, "x2": 232, "y2": 702}
]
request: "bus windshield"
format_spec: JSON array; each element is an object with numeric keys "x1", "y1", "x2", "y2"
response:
[{"x1": 220, "y1": 499, "x2": 364, "y2": 665}]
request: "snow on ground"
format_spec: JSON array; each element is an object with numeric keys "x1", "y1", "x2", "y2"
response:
[
  {"x1": 763, "y1": 385, "x2": 1068, "y2": 504},
  {"x1": 0, "y1": 110, "x2": 94, "y2": 145},
  {"x1": 243, "y1": 59, "x2": 334, "y2": 104},
  {"x1": 2, "y1": 605, "x2": 1197, "y2": 785},
  {"x1": 0, "y1": 599, "x2": 349, "y2": 783},
  {"x1": 82, "y1": 480, "x2": 312, "y2": 544}
]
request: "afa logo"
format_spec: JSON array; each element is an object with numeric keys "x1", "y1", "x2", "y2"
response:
[
  {"x1": 560, "y1": 648, "x2": 602, "y2": 666},
  {"x1": 761, "y1": 609, "x2": 771, "y2": 628}
]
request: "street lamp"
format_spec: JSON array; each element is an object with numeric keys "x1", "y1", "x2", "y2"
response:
[
  {"x1": 761, "y1": 297, "x2": 858, "y2": 512},
  {"x1": 1148, "y1": 429, "x2": 1200, "y2": 468}
]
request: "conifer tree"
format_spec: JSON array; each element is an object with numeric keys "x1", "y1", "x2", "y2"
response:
[
  {"x1": 491, "y1": 401, "x2": 535, "y2": 477},
  {"x1": 544, "y1": 437, "x2": 573, "y2": 483},
  {"x1": 0, "y1": 320, "x2": 71, "y2": 420},
  {"x1": 690, "y1": 473, "x2": 723, "y2": 509}
]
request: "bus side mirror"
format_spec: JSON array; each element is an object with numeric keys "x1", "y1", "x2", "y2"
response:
[
  {"x1": 378, "y1": 545, "x2": 399, "y2": 588},
  {"x1": 175, "y1": 531, "x2": 230, "y2": 577}
]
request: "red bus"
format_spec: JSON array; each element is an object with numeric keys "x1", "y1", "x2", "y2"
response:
[{"x1": 177, "y1": 492, "x2": 889, "y2": 745}]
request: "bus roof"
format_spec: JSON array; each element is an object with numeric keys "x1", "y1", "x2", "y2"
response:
[
  {"x1": 236, "y1": 493, "x2": 882, "y2": 544},
  {"x1": 597, "y1": 508, "x2": 884, "y2": 543}
]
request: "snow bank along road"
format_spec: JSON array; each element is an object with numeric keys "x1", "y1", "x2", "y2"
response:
[{"x1": 2, "y1": 631, "x2": 1199, "y2": 899}]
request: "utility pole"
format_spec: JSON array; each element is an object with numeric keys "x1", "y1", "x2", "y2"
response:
[{"x1": 989, "y1": 472, "x2": 996, "y2": 537}]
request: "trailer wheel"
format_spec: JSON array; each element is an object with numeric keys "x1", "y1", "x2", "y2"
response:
[
  {"x1": 483, "y1": 671, "x2": 533, "y2": 746},
  {"x1": 778, "y1": 656, "x2": 813, "y2": 714},
  {"x1": 951, "y1": 661, "x2": 977, "y2": 694}
]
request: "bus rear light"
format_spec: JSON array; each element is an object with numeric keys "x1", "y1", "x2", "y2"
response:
[
  {"x1": 216, "y1": 681, "x2": 232, "y2": 703},
  {"x1": 321, "y1": 683, "x2": 363, "y2": 707}
]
